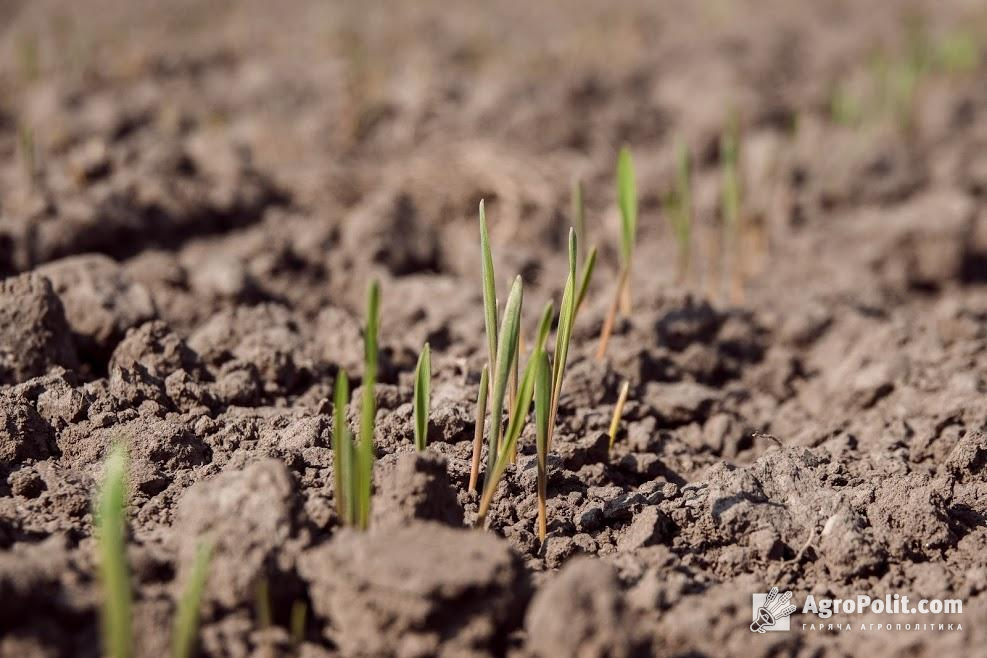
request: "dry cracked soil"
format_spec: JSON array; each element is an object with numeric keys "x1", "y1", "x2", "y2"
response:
[{"x1": 1, "y1": 1, "x2": 987, "y2": 657}]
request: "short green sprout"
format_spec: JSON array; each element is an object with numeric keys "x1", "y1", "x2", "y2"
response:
[{"x1": 413, "y1": 342, "x2": 431, "y2": 451}]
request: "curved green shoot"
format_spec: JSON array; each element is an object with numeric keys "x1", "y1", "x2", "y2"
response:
[
  {"x1": 171, "y1": 538, "x2": 213, "y2": 658},
  {"x1": 357, "y1": 279, "x2": 380, "y2": 529},
  {"x1": 413, "y1": 343, "x2": 431, "y2": 451},
  {"x1": 477, "y1": 347, "x2": 540, "y2": 526},
  {"x1": 486, "y1": 276, "x2": 522, "y2": 476},
  {"x1": 468, "y1": 364, "x2": 489, "y2": 493},
  {"x1": 547, "y1": 229, "x2": 577, "y2": 451},
  {"x1": 534, "y1": 350, "x2": 551, "y2": 542}
]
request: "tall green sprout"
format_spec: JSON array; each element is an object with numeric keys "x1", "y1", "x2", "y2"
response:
[
  {"x1": 356, "y1": 280, "x2": 379, "y2": 529},
  {"x1": 597, "y1": 146, "x2": 637, "y2": 360},
  {"x1": 98, "y1": 444, "x2": 131, "y2": 658},
  {"x1": 171, "y1": 538, "x2": 213, "y2": 658},
  {"x1": 665, "y1": 138, "x2": 693, "y2": 284},
  {"x1": 487, "y1": 276, "x2": 523, "y2": 475},
  {"x1": 413, "y1": 343, "x2": 431, "y2": 451},
  {"x1": 479, "y1": 200, "x2": 499, "y2": 401}
]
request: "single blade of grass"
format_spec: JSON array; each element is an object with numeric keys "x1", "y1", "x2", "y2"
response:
[
  {"x1": 357, "y1": 279, "x2": 380, "y2": 529},
  {"x1": 534, "y1": 350, "x2": 551, "y2": 542},
  {"x1": 332, "y1": 371, "x2": 353, "y2": 523},
  {"x1": 98, "y1": 443, "x2": 131, "y2": 658},
  {"x1": 608, "y1": 380, "x2": 631, "y2": 453},
  {"x1": 572, "y1": 179, "x2": 586, "y2": 264},
  {"x1": 534, "y1": 300, "x2": 554, "y2": 353},
  {"x1": 720, "y1": 114, "x2": 743, "y2": 303},
  {"x1": 575, "y1": 246, "x2": 597, "y2": 313},
  {"x1": 486, "y1": 275, "x2": 522, "y2": 477},
  {"x1": 617, "y1": 146, "x2": 638, "y2": 271},
  {"x1": 468, "y1": 364, "x2": 489, "y2": 493},
  {"x1": 413, "y1": 343, "x2": 431, "y2": 451},
  {"x1": 477, "y1": 347, "x2": 539, "y2": 526},
  {"x1": 290, "y1": 601, "x2": 307, "y2": 647},
  {"x1": 171, "y1": 538, "x2": 213, "y2": 658},
  {"x1": 479, "y1": 200, "x2": 498, "y2": 400}
]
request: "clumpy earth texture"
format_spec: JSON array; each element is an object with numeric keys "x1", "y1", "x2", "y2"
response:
[{"x1": 1, "y1": 1, "x2": 987, "y2": 656}]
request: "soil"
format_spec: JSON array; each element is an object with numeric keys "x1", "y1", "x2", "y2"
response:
[{"x1": 1, "y1": 1, "x2": 987, "y2": 657}]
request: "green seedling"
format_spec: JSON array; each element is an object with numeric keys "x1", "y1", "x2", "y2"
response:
[
  {"x1": 487, "y1": 276, "x2": 523, "y2": 474},
  {"x1": 171, "y1": 538, "x2": 213, "y2": 658},
  {"x1": 664, "y1": 138, "x2": 693, "y2": 285},
  {"x1": 468, "y1": 365, "x2": 489, "y2": 493},
  {"x1": 17, "y1": 32, "x2": 40, "y2": 82},
  {"x1": 330, "y1": 279, "x2": 379, "y2": 529},
  {"x1": 597, "y1": 146, "x2": 637, "y2": 360},
  {"x1": 608, "y1": 380, "x2": 631, "y2": 453},
  {"x1": 332, "y1": 371, "x2": 354, "y2": 523},
  {"x1": 548, "y1": 229, "x2": 577, "y2": 452},
  {"x1": 413, "y1": 343, "x2": 431, "y2": 451},
  {"x1": 356, "y1": 280, "x2": 380, "y2": 529},
  {"x1": 534, "y1": 349, "x2": 551, "y2": 541},
  {"x1": 477, "y1": 346, "x2": 540, "y2": 527},
  {"x1": 97, "y1": 444, "x2": 131, "y2": 658}
]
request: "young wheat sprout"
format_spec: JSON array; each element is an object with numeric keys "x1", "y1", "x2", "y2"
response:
[
  {"x1": 356, "y1": 279, "x2": 380, "y2": 529},
  {"x1": 171, "y1": 538, "x2": 213, "y2": 658},
  {"x1": 487, "y1": 276, "x2": 523, "y2": 476},
  {"x1": 98, "y1": 444, "x2": 131, "y2": 658},
  {"x1": 608, "y1": 380, "x2": 631, "y2": 453},
  {"x1": 534, "y1": 349, "x2": 551, "y2": 541},
  {"x1": 468, "y1": 364, "x2": 489, "y2": 493},
  {"x1": 413, "y1": 342, "x2": 431, "y2": 451},
  {"x1": 597, "y1": 146, "x2": 637, "y2": 360}
]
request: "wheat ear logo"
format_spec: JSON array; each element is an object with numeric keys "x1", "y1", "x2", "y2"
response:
[{"x1": 751, "y1": 587, "x2": 796, "y2": 633}]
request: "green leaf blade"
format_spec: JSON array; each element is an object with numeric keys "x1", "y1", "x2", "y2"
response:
[
  {"x1": 357, "y1": 279, "x2": 380, "y2": 529},
  {"x1": 98, "y1": 444, "x2": 131, "y2": 658},
  {"x1": 617, "y1": 146, "x2": 638, "y2": 269},
  {"x1": 413, "y1": 343, "x2": 431, "y2": 451},
  {"x1": 486, "y1": 276, "x2": 523, "y2": 476}
]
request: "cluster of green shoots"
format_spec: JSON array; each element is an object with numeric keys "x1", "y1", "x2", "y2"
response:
[
  {"x1": 830, "y1": 23, "x2": 982, "y2": 131},
  {"x1": 95, "y1": 445, "x2": 213, "y2": 658},
  {"x1": 331, "y1": 281, "x2": 380, "y2": 529},
  {"x1": 468, "y1": 200, "x2": 596, "y2": 541}
]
